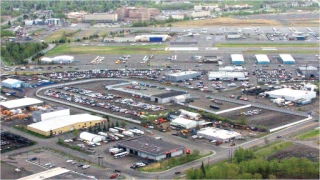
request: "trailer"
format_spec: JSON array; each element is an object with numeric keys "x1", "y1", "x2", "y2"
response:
[
  {"x1": 109, "y1": 128, "x2": 119, "y2": 133},
  {"x1": 98, "y1": 132, "x2": 108, "y2": 137},
  {"x1": 209, "y1": 105, "x2": 220, "y2": 110},
  {"x1": 114, "y1": 127, "x2": 125, "y2": 133},
  {"x1": 122, "y1": 131, "x2": 134, "y2": 137},
  {"x1": 114, "y1": 133, "x2": 125, "y2": 139}
]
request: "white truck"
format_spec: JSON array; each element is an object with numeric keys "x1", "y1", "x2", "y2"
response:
[
  {"x1": 98, "y1": 132, "x2": 108, "y2": 137},
  {"x1": 109, "y1": 148, "x2": 121, "y2": 155},
  {"x1": 114, "y1": 133, "x2": 125, "y2": 139},
  {"x1": 109, "y1": 128, "x2": 119, "y2": 133}
]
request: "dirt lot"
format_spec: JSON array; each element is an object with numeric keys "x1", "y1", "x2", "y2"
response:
[
  {"x1": 189, "y1": 98, "x2": 240, "y2": 112},
  {"x1": 219, "y1": 107, "x2": 305, "y2": 129},
  {"x1": 268, "y1": 143, "x2": 319, "y2": 162},
  {"x1": 1, "y1": 162, "x2": 32, "y2": 179}
]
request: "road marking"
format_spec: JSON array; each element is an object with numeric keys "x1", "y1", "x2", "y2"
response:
[{"x1": 261, "y1": 48, "x2": 277, "y2": 51}]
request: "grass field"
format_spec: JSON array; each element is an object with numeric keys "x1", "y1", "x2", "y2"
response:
[
  {"x1": 215, "y1": 43, "x2": 319, "y2": 48},
  {"x1": 46, "y1": 44, "x2": 169, "y2": 56},
  {"x1": 297, "y1": 129, "x2": 320, "y2": 140},
  {"x1": 255, "y1": 141, "x2": 294, "y2": 158},
  {"x1": 139, "y1": 151, "x2": 213, "y2": 172},
  {"x1": 45, "y1": 30, "x2": 77, "y2": 42},
  {"x1": 172, "y1": 17, "x2": 282, "y2": 27}
]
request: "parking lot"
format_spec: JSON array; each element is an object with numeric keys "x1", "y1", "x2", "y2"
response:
[{"x1": 1, "y1": 132, "x2": 36, "y2": 153}]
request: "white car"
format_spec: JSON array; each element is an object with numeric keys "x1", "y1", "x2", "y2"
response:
[
  {"x1": 66, "y1": 160, "x2": 73, "y2": 163},
  {"x1": 45, "y1": 163, "x2": 52, "y2": 166},
  {"x1": 82, "y1": 165, "x2": 90, "y2": 169},
  {"x1": 192, "y1": 135, "x2": 198, "y2": 139},
  {"x1": 136, "y1": 162, "x2": 146, "y2": 167}
]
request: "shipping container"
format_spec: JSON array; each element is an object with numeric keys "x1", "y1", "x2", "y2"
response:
[{"x1": 149, "y1": 37, "x2": 163, "y2": 42}]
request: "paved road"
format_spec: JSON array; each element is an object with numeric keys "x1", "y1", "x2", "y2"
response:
[{"x1": 1, "y1": 78, "x2": 318, "y2": 179}]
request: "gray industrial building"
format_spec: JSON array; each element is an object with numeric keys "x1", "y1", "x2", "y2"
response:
[
  {"x1": 150, "y1": 91, "x2": 189, "y2": 104},
  {"x1": 117, "y1": 136, "x2": 185, "y2": 161},
  {"x1": 297, "y1": 66, "x2": 319, "y2": 78},
  {"x1": 165, "y1": 71, "x2": 201, "y2": 82},
  {"x1": 32, "y1": 107, "x2": 70, "y2": 122}
]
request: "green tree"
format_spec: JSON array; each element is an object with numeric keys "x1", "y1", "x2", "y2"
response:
[
  {"x1": 236, "y1": 115, "x2": 248, "y2": 125},
  {"x1": 120, "y1": 121, "x2": 127, "y2": 128},
  {"x1": 115, "y1": 121, "x2": 119, "y2": 127},
  {"x1": 88, "y1": 126, "x2": 93, "y2": 133},
  {"x1": 103, "y1": 124, "x2": 107, "y2": 132},
  {"x1": 72, "y1": 129, "x2": 79, "y2": 137},
  {"x1": 111, "y1": 122, "x2": 115, "y2": 128},
  {"x1": 201, "y1": 161, "x2": 206, "y2": 177},
  {"x1": 8, "y1": 20, "x2": 11, "y2": 26},
  {"x1": 49, "y1": 130, "x2": 53, "y2": 137}
]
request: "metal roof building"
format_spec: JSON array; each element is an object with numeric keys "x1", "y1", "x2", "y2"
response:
[
  {"x1": 150, "y1": 91, "x2": 189, "y2": 104},
  {"x1": 117, "y1": 136, "x2": 185, "y2": 161},
  {"x1": 165, "y1": 71, "x2": 201, "y2": 82},
  {"x1": 2, "y1": 78, "x2": 24, "y2": 88},
  {"x1": 297, "y1": 66, "x2": 319, "y2": 78},
  {"x1": 51, "y1": 55, "x2": 74, "y2": 64},
  {"x1": 264, "y1": 88, "x2": 316, "y2": 101},
  {"x1": 0, "y1": 98, "x2": 43, "y2": 109},
  {"x1": 32, "y1": 107, "x2": 70, "y2": 122},
  {"x1": 255, "y1": 54, "x2": 270, "y2": 65},
  {"x1": 170, "y1": 117, "x2": 199, "y2": 129},
  {"x1": 208, "y1": 71, "x2": 246, "y2": 81},
  {"x1": 27, "y1": 114, "x2": 105, "y2": 136},
  {"x1": 197, "y1": 127, "x2": 242, "y2": 141},
  {"x1": 18, "y1": 167, "x2": 70, "y2": 180},
  {"x1": 279, "y1": 54, "x2": 295, "y2": 64},
  {"x1": 231, "y1": 54, "x2": 244, "y2": 65}
]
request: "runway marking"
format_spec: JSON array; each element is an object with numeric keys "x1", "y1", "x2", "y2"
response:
[
  {"x1": 205, "y1": 47, "x2": 218, "y2": 50},
  {"x1": 166, "y1": 47, "x2": 199, "y2": 51},
  {"x1": 261, "y1": 47, "x2": 277, "y2": 51}
]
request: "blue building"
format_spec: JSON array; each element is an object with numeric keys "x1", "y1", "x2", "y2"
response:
[
  {"x1": 231, "y1": 54, "x2": 244, "y2": 65},
  {"x1": 279, "y1": 54, "x2": 295, "y2": 65},
  {"x1": 255, "y1": 54, "x2": 270, "y2": 65},
  {"x1": 2, "y1": 78, "x2": 24, "y2": 88}
]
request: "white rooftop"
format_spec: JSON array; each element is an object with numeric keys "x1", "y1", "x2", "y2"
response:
[
  {"x1": 168, "y1": 71, "x2": 200, "y2": 77},
  {"x1": 231, "y1": 54, "x2": 244, "y2": 62},
  {"x1": 2, "y1": 78, "x2": 23, "y2": 85},
  {"x1": 28, "y1": 114, "x2": 104, "y2": 132},
  {"x1": 266, "y1": 88, "x2": 316, "y2": 99},
  {"x1": 208, "y1": 71, "x2": 246, "y2": 78},
  {"x1": 18, "y1": 167, "x2": 70, "y2": 180},
  {"x1": 170, "y1": 117, "x2": 198, "y2": 129},
  {"x1": 255, "y1": 54, "x2": 270, "y2": 62},
  {"x1": 0, "y1": 98, "x2": 43, "y2": 109},
  {"x1": 279, "y1": 54, "x2": 295, "y2": 62},
  {"x1": 219, "y1": 66, "x2": 246, "y2": 71},
  {"x1": 198, "y1": 127, "x2": 241, "y2": 139}
]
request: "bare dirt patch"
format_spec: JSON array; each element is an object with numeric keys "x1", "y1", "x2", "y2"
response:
[{"x1": 268, "y1": 144, "x2": 319, "y2": 162}]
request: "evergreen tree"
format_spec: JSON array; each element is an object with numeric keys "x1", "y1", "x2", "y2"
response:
[
  {"x1": 88, "y1": 126, "x2": 93, "y2": 133},
  {"x1": 201, "y1": 161, "x2": 206, "y2": 177},
  {"x1": 111, "y1": 122, "x2": 114, "y2": 128},
  {"x1": 103, "y1": 124, "x2": 107, "y2": 132},
  {"x1": 8, "y1": 20, "x2": 11, "y2": 26},
  {"x1": 115, "y1": 121, "x2": 119, "y2": 127}
]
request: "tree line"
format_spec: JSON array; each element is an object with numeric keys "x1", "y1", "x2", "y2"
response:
[
  {"x1": 1, "y1": 42, "x2": 48, "y2": 65},
  {"x1": 186, "y1": 147, "x2": 319, "y2": 179}
]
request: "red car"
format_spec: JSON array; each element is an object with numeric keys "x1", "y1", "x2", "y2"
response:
[{"x1": 110, "y1": 174, "x2": 117, "y2": 179}]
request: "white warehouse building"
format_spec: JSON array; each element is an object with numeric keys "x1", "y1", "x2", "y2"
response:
[
  {"x1": 51, "y1": 55, "x2": 75, "y2": 64},
  {"x1": 231, "y1": 54, "x2": 244, "y2": 65},
  {"x1": 264, "y1": 88, "x2": 316, "y2": 101},
  {"x1": 279, "y1": 54, "x2": 295, "y2": 65},
  {"x1": 197, "y1": 127, "x2": 242, "y2": 142},
  {"x1": 32, "y1": 107, "x2": 70, "y2": 122},
  {"x1": 79, "y1": 132, "x2": 104, "y2": 143},
  {"x1": 208, "y1": 71, "x2": 247, "y2": 81},
  {"x1": 165, "y1": 71, "x2": 201, "y2": 82}
]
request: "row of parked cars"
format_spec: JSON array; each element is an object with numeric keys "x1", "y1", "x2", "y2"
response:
[
  {"x1": 58, "y1": 86, "x2": 122, "y2": 100},
  {"x1": 44, "y1": 69, "x2": 162, "y2": 82},
  {"x1": 115, "y1": 98, "x2": 165, "y2": 111}
]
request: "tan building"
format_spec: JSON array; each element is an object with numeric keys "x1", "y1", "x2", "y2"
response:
[
  {"x1": 194, "y1": 5, "x2": 219, "y2": 11},
  {"x1": 66, "y1": 11, "x2": 88, "y2": 20},
  {"x1": 187, "y1": 11, "x2": 211, "y2": 18},
  {"x1": 27, "y1": 114, "x2": 106, "y2": 136},
  {"x1": 84, "y1": 13, "x2": 118, "y2": 22},
  {"x1": 117, "y1": 7, "x2": 160, "y2": 22}
]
